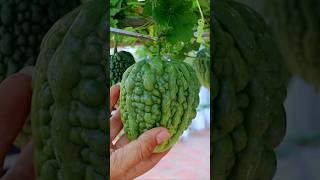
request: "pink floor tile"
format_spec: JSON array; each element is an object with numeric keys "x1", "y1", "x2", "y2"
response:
[{"x1": 137, "y1": 129, "x2": 210, "y2": 180}]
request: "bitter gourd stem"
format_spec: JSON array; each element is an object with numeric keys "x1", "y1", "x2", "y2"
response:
[
  {"x1": 114, "y1": 39, "x2": 118, "y2": 54},
  {"x1": 196, "y1": 0, "x2": 205, "y2": 22}
]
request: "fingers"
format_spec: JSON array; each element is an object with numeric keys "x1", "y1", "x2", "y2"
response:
[
  {"x1": 125, "y1": 150, "x2": 170, "y2": 179},
  {"x1": 110, "y1": 109, "x2": 123, "y2": 144},
  {"x1": 0, "y1": 73, "x2": 32, "y2": 165},
  {"x1": 110, "y1": 85, "x2": 120, "y2": 112},
  {"x1": 110, "y1": 127, "x2": 170, "y2": 180},
  {"x1": 2, "y1": 141, "x2": 35, "y2": 180}
]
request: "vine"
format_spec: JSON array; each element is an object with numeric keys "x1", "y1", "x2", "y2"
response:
[{"x1": 110, "y1": 0, "x2": 210, "y2": 61}]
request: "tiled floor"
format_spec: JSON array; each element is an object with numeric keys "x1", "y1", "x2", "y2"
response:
[{"x1": 137, "y1": 129, "x2": 210, "y2": 180}]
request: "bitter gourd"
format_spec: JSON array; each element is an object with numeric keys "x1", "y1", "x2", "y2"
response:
[
  {"x1": 0, "y1": 0, "x2": 81, "y2": 82},
  {"x1": 212, "y1": 1, "x2": 287, "y2": 179},
  {"x1": 0, "y1": 0, "x2": 82, "y2": 148},
  {"x1": 110, "y1": 50, "x2": 135, "y2": 86},
  {"x1": 31, "y1": 0, "x2": 107, "y2": 179},
  {"x1": 237, "y1": 0, "x2": 320, "y2": 89},
  {"x1": 120, "y1": 57, "x2": 200, "y2": 152},
  {"x1": 193, "y1": 48, "x2": 210, "y2": 89}
]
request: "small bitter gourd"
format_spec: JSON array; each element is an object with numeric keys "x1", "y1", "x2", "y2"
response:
[
  {"x1": 192, "y1": 48, "x2": 210, "y2": 89},
  {"x1": 212, "y1": 1, "x2": 287, "y2": 179},
  {"x1": 120, "y1": 57, "x2": 200, "y2": 152},
  {"x1": 31, "y1": 0, "x2": 107, "y2": 179},
  {"x1": 110, "y1": 50, "x2": 135, "y2": 86}
]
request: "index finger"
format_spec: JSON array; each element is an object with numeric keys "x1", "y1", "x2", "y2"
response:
[
  {"x1": 110, "y1": 84, "x2": 120, "y2": 112},
  {"x1": 0, "y1": 73, "x2": 32, "y2": 169}
]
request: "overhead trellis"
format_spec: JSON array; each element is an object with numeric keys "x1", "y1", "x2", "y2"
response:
[{"x1": 110, "y1": 0, "x2": 210, "y2": 60}]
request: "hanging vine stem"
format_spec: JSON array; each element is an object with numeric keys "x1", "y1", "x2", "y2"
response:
[
  {"x1": 110, "y1": 27, "x2": 156, "y2": 41},
  {"x1": 113, "y1": 38, "x2": 118, "y2": 54},
  {"x1": 196, "y1": 0, "x2": 205, "y2": 22}
]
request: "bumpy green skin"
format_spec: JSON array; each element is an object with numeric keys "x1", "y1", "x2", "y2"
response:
[
  {"x1": 120, "y1": 58, "x2": 200, "y2": 152},
  {"x1": 192, "y1": 48, "x2": 210, "y2": 89},
  {"x1": 110, "y1": 51, "x2": 135, "y2": 86},
  {"x1": 31, "y1": 1, "x2": 107, "y2": 179},
  {"x1": 0, "y1": 0, "x2": 82, "y2": 148},
  {"x1": 0, "y1": 0, "x2": 81, "y2": 82},
  {"x1": 238, "y1": 0, "x2": 320, "y2": 89},
  {"x1": 213, "y1": 1, "x2": 287, "y2": 179}
]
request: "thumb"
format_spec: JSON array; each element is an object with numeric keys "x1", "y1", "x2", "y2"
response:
[
  {"x1": 0, "y1": 73, "x2": 32, "y2": 167},
  {"x1": 111, "y1": 127, "x2": 170, "y2": 177}
]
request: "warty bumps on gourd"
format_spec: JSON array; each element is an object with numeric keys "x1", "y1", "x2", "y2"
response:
[
  {"x1": 0, "y1": 0, "x2": 81, "y2": 82},
  {"x1": 237, "y1": 0, "x2": 320, "y2": 89},
  {"x1": 110, "y1": 50, "x2": 135, "y2": 86},
  {"x1": 120, "y1": 57, "x2": 200, "y2": 153},
  {"x1": 212, "y1": 0, "x2": 287, "y2": 179},
  {"x1": 31, "y1": 0, "x2": 107, "y2": 179},
  {"x1": 0, "y1": 0, "x2": 83, "y2": 148}
]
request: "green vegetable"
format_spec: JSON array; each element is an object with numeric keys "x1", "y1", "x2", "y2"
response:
[
  {"x1": 0, "y1": 0, "x2": 81, "y2": 82},
  {"x1": 0, "y1": 0, "x2": 82, "y2": 148},
  {"x1": 119, "y1": 57, "x2": 200, "y2": 152},
  {"x1": 110, "y1": 50, "x2": 135, "y2": 86},
  {"x1": 192, "y1": 48, "x2": 210, "y2": 88},
  {"x1": 31, "y1": 1, "x2": 107, "y2": 179},
  {"x1": 237, "y1": 0, "x2": 320, "y2": 89},
  {"x1": 212, "y1": 1, "x2": 287, "y2": 179}
]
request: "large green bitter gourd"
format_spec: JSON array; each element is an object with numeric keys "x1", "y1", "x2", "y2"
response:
[
  {"x1": 0, "y1": 0, "x2": 82, "y2": 148},
  {"x1": 120, "y1": 57, "x2": 200, "y2": 152},
  {"x1": 237, "y1": 0, "x2": 320, "y2": 89},
  {"x1": 212, "y1": 1, "x2": 287, "y2": 179},
  {"x1": 31, "y1": 0, "x2": 107, "y2": 179}
]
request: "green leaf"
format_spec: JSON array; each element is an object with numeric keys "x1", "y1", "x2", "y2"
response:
[
  {"x1": 166, "y1": 9, "x2": 197, "y2": 43},
  {"x1": 111, "y1": 8, "x2": 120, "y2": 16},
  {"x1": 151, "y1": 0, "x2": 197, "y2": 43},
  {"x1": 143, "y1": 1, "x2": 152, "y2": 16}
]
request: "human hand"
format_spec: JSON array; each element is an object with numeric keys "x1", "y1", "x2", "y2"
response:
[
  {"x1": 110, "y1": 85, "x2": 171, "y2": 180},
  {"x1": 0, "y1": 67, "x2": 35, "y2": 180}
]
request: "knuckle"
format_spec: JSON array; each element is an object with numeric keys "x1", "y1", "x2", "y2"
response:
[
  {"x1": 111, "y1": 149, "x2": 125, "y2": 174},
  {"x1": 137, "y1": 141, "x2": 147, "y2": 160}
]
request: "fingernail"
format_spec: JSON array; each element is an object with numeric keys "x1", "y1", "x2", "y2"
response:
[{"x1": 156, "y1": 131, "x2": 170, "y2": 144}]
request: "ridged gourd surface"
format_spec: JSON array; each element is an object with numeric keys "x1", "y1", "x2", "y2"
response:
[
  {"x1": 237, "y1": 0, "x2": 320, "y2": 89},
  {"x1": 0, "y1": 0, "x2": 81, "y2": 82},
  {"x1": 120, "y1": 58, "x2": 200, "y2": 152},
  {"x1": 212, "y1": 1, "x2": 287, "y2": 179},
  {"x1": 31, "y1": 0, "x2": 107, "y2": 179}
]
